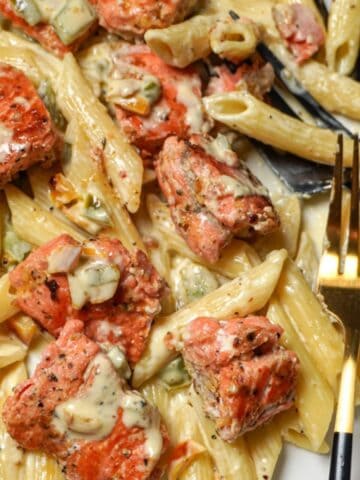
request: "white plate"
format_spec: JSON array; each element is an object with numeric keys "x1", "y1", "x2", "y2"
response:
[{"x1": 277, "y1": 409, "x2": 360, "y2": 479}]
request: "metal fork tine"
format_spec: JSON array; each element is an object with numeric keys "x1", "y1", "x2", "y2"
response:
[
  {"x1": 326, "y1": 134, "x2": 344, "y2": 273},
  {"x1": 348, "y1": 135, "x2": 360, "y2": 275}
]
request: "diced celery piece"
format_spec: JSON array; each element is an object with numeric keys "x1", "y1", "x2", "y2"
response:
[
  {"x1": 37, "y1": 80, "x2": 66, "y2": 130},
  {"x1": 12, "y1": 0, "x2": 43, "y2": 26},
  {"x1": 159, "y1": 357, "x2": 191, "y2": 389},
  {"x1": 52, "y1": 0, "x2": 95, "y2": 46}
]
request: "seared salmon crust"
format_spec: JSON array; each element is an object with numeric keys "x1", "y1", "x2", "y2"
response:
[
  {"x1": 156, "y1": 135, "x2": 279, "y2": 263},
  {"x1": 9, "y1": 234, "x2": 167, "y2": 364},
  {"x1": 175, "y1": 315, "x2": 299, "y2": 441},
  {"x1": 3, "y1": 320, "x2": 169, "y2": 480},
  {"x1": 0, "y1": 63, "x2": 59, "y2": 186}
]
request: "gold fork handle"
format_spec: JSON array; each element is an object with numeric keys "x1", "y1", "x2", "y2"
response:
[{"x1": 329, "y1": 328, "x2": 360, "y2": 480}]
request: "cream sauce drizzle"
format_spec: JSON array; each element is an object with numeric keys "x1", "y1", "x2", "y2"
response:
[
  {"x1": 176, "y1": 78, "x2": 205, "y2": 133},
  {"x1": 52, "y1": 353, "x2": 122, "y2": 441},
  {"x1": 52, "y1": 353, "x2": 164, "y2": 462},
  {"x1": 0, "y1": 123, "x2": 14, "y2": 163}
]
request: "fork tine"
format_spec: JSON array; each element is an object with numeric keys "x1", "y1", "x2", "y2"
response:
[
  {"x1": 326, "y1": 134, "x2": 344, "y2": 274},
  {"x1": 346, "y1": 135, "x2": 360, "y2": 276}
]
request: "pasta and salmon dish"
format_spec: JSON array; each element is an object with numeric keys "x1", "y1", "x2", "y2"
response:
[{"x1": 0, "y1": 0, "x2": 358, "y2": 479}]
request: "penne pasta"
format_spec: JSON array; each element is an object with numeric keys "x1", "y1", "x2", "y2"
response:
[
  {"x1": 141, "y1": 381, "x2": 214, "y2": 480},
  {"x1": 246, "y1": 422, "x2": 282, "y2": 480},
  {"x1": 64, "y1": 124, "x2": 145, "y2": 252},
  {"x1": 0, "y1": 324, "x2": 27, "y2": 369},
  {"x1": 275, "y1": 259, "x2": 343, "y2": 392},
  {"x1": 204, "y1": 91, "x2": 356, "y2": 166},
  {"x1": 57, "y1": 54, "x2": 143, "y2": 213},
  {"x1": 189, "y1": 385, "x2": 257, "y2": 480},
  {"x1": 267, "y1": 299, "x2": 334, "y2": 451},
  {"x1": 0, "y1": 275, "x2": 19, "y2": 324},
  {"x1": 0, "y1": 361, "x2": 28, "y2": 480},
  {"x1": 266, "y1": 39, "x2": 360, "y2": 121},
  {"x1": 146, "y1": 194, "x2": 260, "y2": 277},
  {"x1": 254, "y1": 195, "x2": 301, "y2": 259},
  {"x1": 0, "y1": 30, "x2": 62, "y2": 87},
  {"x1": 132, "y1": 249, "x2": 288, "y2": 387},
  {"x1": 295, "y1": 232, "x2": 319, "y2": 290},
  {"x1": 145, "y1": 15, "x2": 216, "y2": 68},
  {"x1": 210, "y1": 17, "x2": 260, "y2": 62},
  {"x1": 326, "y1": 0, "x2": 360, "y2": 75},
  {"x1": 4, "y1": 185, "x2": 87, "y2": 245}
]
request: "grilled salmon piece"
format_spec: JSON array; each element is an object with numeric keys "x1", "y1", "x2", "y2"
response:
[
  {"x1": 9, "y1": 234, "x2": 166, "y2": 364},
  {"x1": 112, "y1": 44, "x2": 210, "y2": 164},
  {"x1": 0, "y1": 63, "x2": 59, "y2": 186},
  {"x1": 272, "y1": 4, "x2": 325, "y2": 63},
  {"x1": 3, "y1": 319, "x2": 169, "y2": 480},
  {"x1": 0, "y1": 0, "x2": 96, "y2": 56},
  {"x1": 155, "y1": 135, "x2": 279, "y2": 263},
  {"x1": 170, "y1": 316, "x2": 299, "y2": 441},
  {"x1": 206, "y1": 57, "x2": 275, "y2": 100},
  {"x1": 90, "y1": 0, "x2": 196, "y2": 37}
]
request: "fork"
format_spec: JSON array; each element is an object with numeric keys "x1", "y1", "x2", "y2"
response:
[{"x1": 317, "y1": 134, "x2": 360, "y2": 480}]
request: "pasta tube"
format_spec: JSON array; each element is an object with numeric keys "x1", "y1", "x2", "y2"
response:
[
  {"x1": 275, "y1": 259, "x2": 343, "y2": 392},
  {"x1": 204, "y1": 91, "x2": 356, "y2": 166},
  {"x1": 210, "y1": 18, "x2": 260, "y2": 62},
  {"x1": 4, "y1": 185, "x2": 87, "y2": 245},
  {"x1": 246, "y1": 422, "x2": 282, "y2": 480},
  {"x1": 266, "y1": 39, "x2": 360, "y2": 121},
  {"x1": 145, "y1": 15, "x2": 216, "y2": 67},
  {"x1": 132, "y1": 249, "x2": 287, "y2": 387},
  {"x1": 57, "y1": 54, "x2": 143, "y2": 213},
  {"x1": 326, "y1": 0, "x2": 360, "y2": 75},
  {"x1": 254, "y1": 195, "x2": 301, "y2": 259},
  {"x1": 64, "y1": 125, "x2": 145, "y2": 252},
  {"x1": 267, "y1": 300, "x2": 334, "y2": 451},
  {"x1": 147, "y1": 194, "x2": 260, "y2": 277},
  {"x1": 0, "y1": 275, "x2": 19, "y2": 324},
  {"x1": 0, "y1": 325, "x2": 27, "y2": 368},
  {"x1": 189, "y1": 386, "x2": 256, "y2": 480}
]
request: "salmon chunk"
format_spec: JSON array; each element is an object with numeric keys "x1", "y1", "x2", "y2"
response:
[
  {"x1": 90, "y1": 0, "x2": 196, "y2": 37},
  {"x1": 3, "y1": 319, "x2": 169, "y2": 480},
  {"x1": 155, "y1": 135, "x2": 279, "y2": 263},
  {"x1": 272, "y1": 4, "x2": 325, "y2": 63},
  {"x1": 112, "y1": 44, "x2": 210, "y2": 164},
  {"x1": 170, "y1": 316, "x2": 299, "y2": 441},
  {"x1": 9, "y1": 234, "x2": 167, "y2": 364},
  {"x1": 0, "y1": 63, "x2": 59, "y2": 186},
  {"x1": 0, "y1": 0, "x2": 96, "y2": 56},
  {"x1": 206, "y1": 57, "x2": 275, "y2": 100}
]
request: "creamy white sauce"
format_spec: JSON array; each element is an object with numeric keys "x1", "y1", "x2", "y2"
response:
[
  {"x1": 52, "y1": 352, "x2": 163, "y2": 462},
  {"x1": 0, "y1": 123, "x2": 14, "y2": 163},
  {"x1": 170, "y1": 256, "x2": 219, "y2": 308},
  {"x1": 96, "y1": 319, "x2": 122, "y2": 339},
  {"x1": 13, "y1": 96, "x2": 30, "y2": 106},
  {"x1": 176, "y1": 78, "x2": 206, "y2": 133},
  {"x1": 67, "y1": 258, "x2": 120, "y2": 309},
  {"x1": 202, "y1": 134, "x2": 239, "y2": 167},
  {"x1": 218, "y1": 174, "x2": 268, "y2": 197},
  {"x1": 52, "y1": 353, "x2": 123, "y2": 441},
  {"x1": 216, "y1": 329, "x2": 238, "y2": 354},
  {"x1": 120, "y1": 390, "x2": 163, "y2": 460}
]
